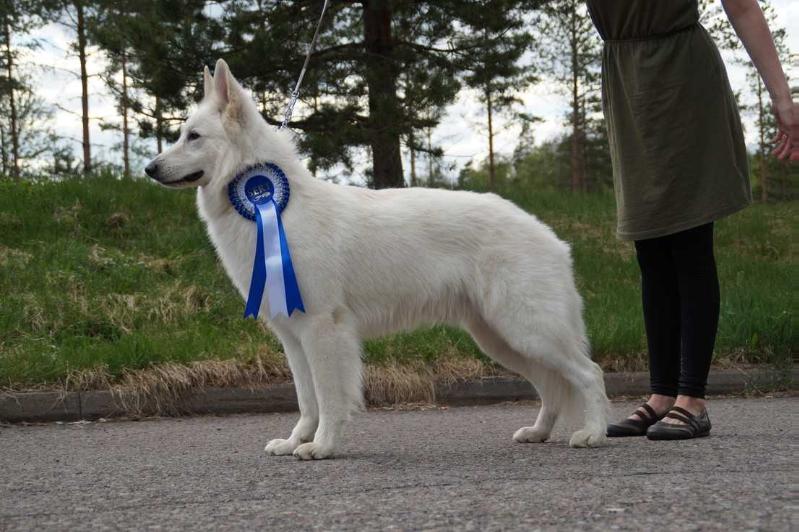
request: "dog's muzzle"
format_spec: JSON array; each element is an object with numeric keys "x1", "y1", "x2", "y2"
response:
[
  {"x1": 145, "y1": 160, "x2": 160, "y2": 180},
  {"x1": 145, "y1": 161, "x2": 204, "y2": 186}
]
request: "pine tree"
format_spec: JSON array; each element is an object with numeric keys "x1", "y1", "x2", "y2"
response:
[
  {"x1": 0, "y1": 70, "x2": 67, "y2": 178},
  {"x1": 55, "y1": 0, "x2": 96, "y2": 174},
  {"x1": 88, "y1": 1, "x2": 139, "y2": 177},
  {"x1": 0, "y1": 9, "x2": 20, "y2": 180},
  {"x1": 745, "y1": 1, "x2": 790, "y2": 202},
  {"x1": 460, "y1": 1, "x2": 535, "y2": 190},
  {"x1": 701, "y1": 0, "x2": 794, "y2": 200},
  {"x1": 140, "y1": 1, "x2": 221, "y2": 142},
  {"x1": 0, "y1": 0, "x2": 53, "y2": 179},
  {"x1": 537, "y1": 0, "x2": 602, "y2": 192},
  {"x1": 699, "y1": 0, "x2": 740, "y2": 51},
  {"x1": 89, "y1": 1, "x2": 222, "y2": 155},
  {"x1": 223, "y1": 0, "x2": 544, "y2": 188}
]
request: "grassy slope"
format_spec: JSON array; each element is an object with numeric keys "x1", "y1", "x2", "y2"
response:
[{"x1": 0, "y1": 176, "x2": 795, "y2": 387}]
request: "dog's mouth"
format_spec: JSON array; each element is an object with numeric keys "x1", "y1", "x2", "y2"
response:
[{"x1": 163, "y1": 170, "x2": 204, "y2": 187}]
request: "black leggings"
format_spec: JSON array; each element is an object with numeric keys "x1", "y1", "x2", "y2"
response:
[{"x1": 634, "y1": 223, "x2": 719, "y2": 398}]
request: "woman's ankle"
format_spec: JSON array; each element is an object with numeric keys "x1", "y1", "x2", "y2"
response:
[
  {"x1": 675, "y1": 395, "x2": 706, "y2": 414},
  {"x1": 647, "y1": 394, "x2": 676, "y2": 414}
]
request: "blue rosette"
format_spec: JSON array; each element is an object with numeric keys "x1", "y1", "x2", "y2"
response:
[{"x1": 228, "y1": 163, "x2": 304, "y2": 319}]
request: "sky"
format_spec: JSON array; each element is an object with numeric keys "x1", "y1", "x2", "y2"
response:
[{"x1": 17, "y1": 0, "x2": 799, "y2": 183}]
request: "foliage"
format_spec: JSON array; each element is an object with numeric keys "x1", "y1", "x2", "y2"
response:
[
  {"x1": 742, "y1": 2, "x2": 796, "y2": 201},
  {"x1": 459, "y1": 1, "x2": 536, "y2": 188},
  {"x1": 1, "y1": 0, "x2": 796, "y2": 194},
  {"x1": 461, "y1": 131, "x2": 612, "y2": 193},
  {"x1": 535, "y1": 0, "x2": 603, "y2": 192},
  {"x1": 0, "y1": 75, "x2": 70, "y2": 176},
  {"x1": 219, "y1": 1, "x2": 547, "y2": 187},
  {"x1": 700, "y1": 0, "x2": 798, "y2": 201},
  {"x1": 0, "y1": 0, "x2": 63, "y2": 179}
]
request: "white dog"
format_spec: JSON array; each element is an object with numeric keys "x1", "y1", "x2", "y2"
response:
[{"x1": 145, "y1": 59, "x2": 610, "y2": 460}]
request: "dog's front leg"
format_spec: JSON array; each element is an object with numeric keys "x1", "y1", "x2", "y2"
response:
[
  {"x1": 265, "y1": 333, "x2": 319, "y2": 456},
  {"x1": 293, "y1": 316, "x2": 363, "y2": 460}
]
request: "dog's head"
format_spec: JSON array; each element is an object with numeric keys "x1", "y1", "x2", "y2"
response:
[{"x1": 144, "y1": 59, "x2": 259, "y2": 189}]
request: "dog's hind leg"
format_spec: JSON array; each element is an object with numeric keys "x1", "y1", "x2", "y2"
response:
[
  {"x1": 487, "y1": 312, "x2": 610, "y2": 448},
  {"x1": 466, "y1": 315, "x2": 559, "y2": 443},
  {"x1": 265, "y1": 332, "x2": 319, "y2": 456},
  {"x1": 561, "y1": 356, "x2": 609, "y2": 448},
  {"x1": 293, "y1": 313, "x2": 363, "y2": 460},
  {"x1": 512, "y1": 363, "x2": 576, "y2": 443},
  {"x1": 511, "y1": 364, "x2": 564, "y2": 443}
]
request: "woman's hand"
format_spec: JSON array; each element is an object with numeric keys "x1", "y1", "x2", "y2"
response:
[
  {"x1": 772, "y1": 98, "x2": 799, "y2": 161},
  {"x1": 722, "y1": 0, "x2": 796, "y2": 161}
]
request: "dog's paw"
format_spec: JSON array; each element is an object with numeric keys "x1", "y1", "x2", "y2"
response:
[
  {"x1": 569, "y1": 429, "x2": 607, "y2": 448},
  {"x1": 264, "y1": 438, "x2": 300, "y2": 456},
  {"x1": 293, "y1": 442, "x2": 334, "y2": 460},
  {"x1": 513, "y1": 426, "x2": 550, "y2": 443}
]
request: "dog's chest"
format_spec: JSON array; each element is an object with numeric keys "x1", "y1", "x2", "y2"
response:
[{"x1": 197, "y1": 193, "x2": 257, "y2": 300}]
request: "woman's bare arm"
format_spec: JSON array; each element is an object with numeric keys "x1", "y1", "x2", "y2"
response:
[{"x1": 721, "y1": 0, "x2": 798, "y2": 161}]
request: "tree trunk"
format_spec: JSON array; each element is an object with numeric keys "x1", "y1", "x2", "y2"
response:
[
  {"x1": 568, "y1": 3, "x2": 585, "y2": 193},
  {"x1": 409, "y1": 129, "x2": 417, "y2": 186},
  {"x1": 757, "y1": 79, "x2": 767, "y2": 202},
  {"x1": 3, "y1": 16, "x2": 20, "y2": 180},
  {"x1": 155, "y1": 95, "x2": 163, "y2": 154},
  {"x1": 121, "y1": 49, "x2": 130, "y2": 178},
  {"x1": 427, "y1": 126, "x2": 433, "y2": 183},
  {"x1": 486, "y1": 85, "x2": 495, "y2": 190},
  {"x1": 580, "y1": 97, "x2": 588, "y2": 192},
  {"x1": 76, "y1": 1, "x2": 91, "y2": 174},
  {"x1": 0, "y1": 122, "x2": 7, "y2": 176},
  {"x1": 363, "y1": 0, "x2": 403, "y2": 189}
]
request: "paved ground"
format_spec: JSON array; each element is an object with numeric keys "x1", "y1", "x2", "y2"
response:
[{"x1": 0, "y1": 397, "x2": 795, "y2": 531}]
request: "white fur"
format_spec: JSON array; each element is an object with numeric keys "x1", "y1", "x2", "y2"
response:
[{"x1": 147, "y1": 59, "x2": 610, "y2": 460}]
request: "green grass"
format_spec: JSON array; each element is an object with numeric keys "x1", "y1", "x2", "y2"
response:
[
  {"x1": 501, "y1": 186, "x2": 797, "y2": 369},
  {"x1": 0, "y1": 175, "x2": 795, "y2": 388}
]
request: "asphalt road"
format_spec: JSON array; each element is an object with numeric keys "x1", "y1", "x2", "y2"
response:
[{"x1": 1, "y1": 397, "x2": 795, "y2": 531}]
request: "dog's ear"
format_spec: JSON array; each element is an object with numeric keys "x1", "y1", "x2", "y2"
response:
[
  {"x1": 213, "y1": 58, "x2": 231, "y2": 105},
  {"x1": 213, "y1": 58, "x2": 243, "y2": 121},
  {"x1": 203, "y1": 65, "x2": 213, "y2": 98}
]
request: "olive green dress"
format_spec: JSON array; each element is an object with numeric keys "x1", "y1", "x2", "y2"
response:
[{"x1": 586, "y1": 0, "x2": 751, "y2": 241}]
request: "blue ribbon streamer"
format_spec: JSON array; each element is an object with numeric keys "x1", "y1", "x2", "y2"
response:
[
  {"x1": 276, "y1": 208, "x2": 305, "y2": 315},
  {"x1": 243, "y1": 198, "x2": 304, "y2": 319},
  {"x1": 244, "y1": 207, "x2": 267, "y2": 319}
]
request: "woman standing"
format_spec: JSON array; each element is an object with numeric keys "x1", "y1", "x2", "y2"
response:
[{"x1": 586, "y1": 0, "x2": 799, "y2": 440}]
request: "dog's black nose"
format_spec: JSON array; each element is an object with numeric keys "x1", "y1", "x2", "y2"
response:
[{"x1": 145, "y1": 161, "x2": 159, "y2": 179}]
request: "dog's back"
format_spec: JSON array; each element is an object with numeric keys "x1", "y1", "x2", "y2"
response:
[{"x1": 301, "y1": 184, "x2": 574, "y2": 339}]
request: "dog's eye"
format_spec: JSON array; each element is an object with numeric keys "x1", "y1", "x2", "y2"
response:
[{"x1": 187, "y1": 131, "x2": 201, "y2": 141}]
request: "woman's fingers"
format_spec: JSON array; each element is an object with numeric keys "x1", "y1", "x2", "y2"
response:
[
  {"x1": 778, "y1": 134, "x2": 793, "y2": 159},
  {"x1": 776, "y1": 137, "x2": 799, "y2": 160},
  {"x1": 772, "y1": 140, "x2": 787, "y2": 159},
  {"x1": 771, "y1": 131, "x2": 786, "y2": 156},
  {"x1": 770, "y1": 101, "x2": 799, "y2": 162},
  {"x1": 777, "y1": 140, "x2": 791, "y2": 160}
]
